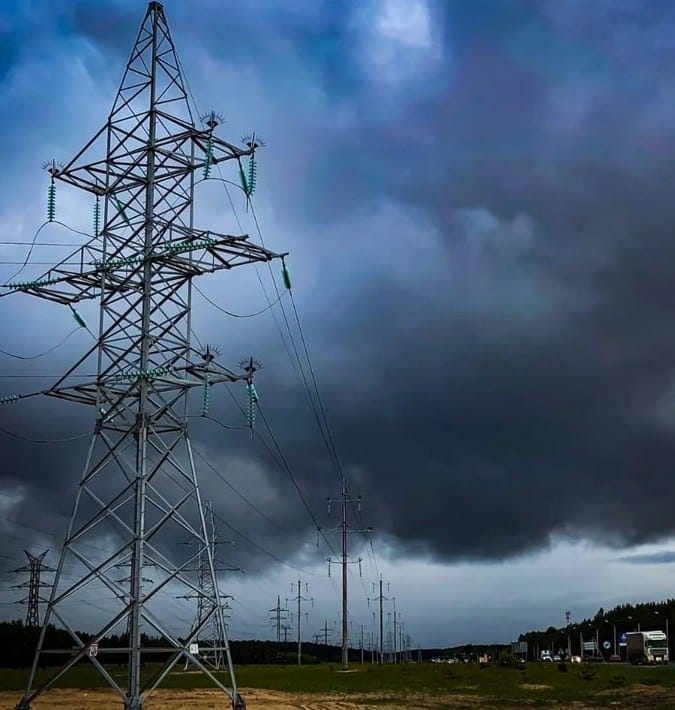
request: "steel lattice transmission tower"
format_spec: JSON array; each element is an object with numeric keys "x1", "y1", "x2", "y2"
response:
[
  {"x1": 268, "y1": 595, "x2": 289, "y2": 644},
  {"x1": 12, "y1": 3, "x2": 283, "y2": 709},
  {"x1": 197, "y1": 503, "x2": 221, "y2": 668},
  {"x1": 182, "y1": 501, "x2": 237, "y2": 670},
  {"x1": 12, "y1": 551, "x2": 54, "y2": 628}
]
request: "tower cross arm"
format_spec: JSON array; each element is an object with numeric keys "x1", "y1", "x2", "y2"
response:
[
  {"x1": 51, "y1": 124, "x2": 258, "y2": 197},
  {"x1": 192, "y1": 129, "x2": 257, "y2": 167},
  {"x1": 326, "y1": 526, "x2": 373, "y2": 535},
  {"x1": 1, "y1": 231, "x2": 286, "y2": 305},
  {"x1": 43, "y1": 360, "x2": 258, "y2": 407}
]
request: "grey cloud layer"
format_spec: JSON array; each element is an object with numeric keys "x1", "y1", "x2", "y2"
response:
[{"x1": 2, "y1": 0, "x2": 675, "y2": 575}]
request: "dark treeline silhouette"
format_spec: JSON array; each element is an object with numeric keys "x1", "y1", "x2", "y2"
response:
[
  {"x1": 519, "y1": 599, "x2": 675, "y2": 659},
  {"x1": 421, "y1": 644, "x2": 510, "y2": 661},
  {"x1": 0, "y1": 620, "x2": 183, "y2": 668},
  {"x1": 0, "y1": 620, "x2": 364, "y2": 668}
]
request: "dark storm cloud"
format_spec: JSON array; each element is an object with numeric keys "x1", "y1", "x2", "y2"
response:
[
  {"x1": 231, "y1": 0, "x2": 675, "y2": 562},
  {"x1": 4, "y1": 0, "x2": 675, "y2": 578}
]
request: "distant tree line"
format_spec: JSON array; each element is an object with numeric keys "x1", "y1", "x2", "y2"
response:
[
  {"x1": 0, "y1": 620, "x2": 367, "y2": 668},
  {"x1": 519, "y1": 598, "x2": 675, "y2": 659}
]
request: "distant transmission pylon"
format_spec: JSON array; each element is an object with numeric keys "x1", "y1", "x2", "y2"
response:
[
  {"x1": 12, "y1": 551, "x2": 54, "y2": 628},
  {"x1": 9, "y1": 2, "x2": 284, "y2": 709},
  {"x1": 181, "y1": 501, "x2": 238, "y2": 670},
  {"x1": 268, "y1": 595, "x2": 289, "y2": 644}
]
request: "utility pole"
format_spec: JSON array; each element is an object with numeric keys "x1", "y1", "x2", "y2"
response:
[
  {"x1": 322, "y1": 619, "x2": 332, "y2": 647},
  {"x1": 269, "y1": 596, "x2": 289, "y2": 644},
  {"x1": 326, "y1": 489, "x2": 371, "y2": 671},
  {"x1": 398, "y1": 618, "x2": 404, "y2": 664},
  {"x1": 386, "y1": 612, "x2": 393, "y2": 663},
  {"x1": 10, "y1": 3, "x2": 285, "y2": 709},
  {"x1": 565, "y1": 611, "x2": 572, "y2": 658},
  {"x1": 360, "y1": 624, "x2": 364, "y2": 664},
  {"x1": 369, "y1": 577, "x2": 390, "y2": 664},
  {"x1": 392, "y1": 598, "x2": 397, "y2": 664},
  {"x1": 313, "y1": 620, "x2": 332, "y2": 650},
  {"x1": 287, "y1": 581, "x2": 312, "y2": 665},
  {"x1": 12, "y1": 551, "x2": 54, "y2": 628},
  {"x1": 281, "y1": 624, "x2": 291, "y2": 643}
]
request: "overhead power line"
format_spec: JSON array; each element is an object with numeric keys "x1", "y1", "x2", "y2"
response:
[
  {"x1": 193, "y1": 282, "x2": 285, "y2": 319},
  {"x1": 0, "y1": 326, "x2": 81, "y2": 361},
  {"x1": 3, "y1": 220, "x2": 95, "y2": 284},
  {"x1": 192, "y1": 443, "x2": 286, "y2": 533},
  {"x1": 246, "y1": 202, "x2": 382, "y2": 580}
]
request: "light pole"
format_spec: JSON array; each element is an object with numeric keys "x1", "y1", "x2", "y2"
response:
[
  {"x1": 565, "y1": 611, "x2": 572, "y2": 658},
  {"x1": 579, "y1": 629, "x2": 584, "y2": 660},
  {"x1": 566, "y1": 623, "x2": 577, "y2": 658},
  {"x1": 603, "y1": 619, "x2": 617, "y2": 657},
  {"x1": 616, "y1": 616, "x2": 634, "y2": 661},
  {"x1": 654, "y1": 611, "x2": 669, "y2": 660}
]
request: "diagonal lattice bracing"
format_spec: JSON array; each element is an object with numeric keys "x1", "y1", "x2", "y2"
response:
[{"x1": 13, "y1": 3, "x2": 281, "y2": 709}]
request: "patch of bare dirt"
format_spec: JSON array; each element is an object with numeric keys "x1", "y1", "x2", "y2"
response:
[
  {"x1": 4, "y1": 684, "x2": 675, "y2": 709},
  {"x1": 597, "y1": 682, "x2": 668, "y2": 697},
  {"x1": 0, "y1": 688, "x2": 494, "y2": 709}
]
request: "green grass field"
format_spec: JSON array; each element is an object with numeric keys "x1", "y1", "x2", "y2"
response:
[{"x1": 1, "y1": 662, "x2": 675, "y2": 706}]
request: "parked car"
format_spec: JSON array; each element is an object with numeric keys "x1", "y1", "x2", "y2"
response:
[
  {"x1": 553, "y1": 655, "x2": 561, "y2": 662},
  {"x1": 570, "y1": 655, "x2": 582, "y2": 663}
]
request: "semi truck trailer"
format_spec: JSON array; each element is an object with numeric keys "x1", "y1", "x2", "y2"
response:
[{"x1": 626, "y1": 631, "x2": 669, "y2": 664}]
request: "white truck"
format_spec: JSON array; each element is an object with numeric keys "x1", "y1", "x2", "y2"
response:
[{"x1": 626, "y1": 631, "x2": 669, "y2": 664}]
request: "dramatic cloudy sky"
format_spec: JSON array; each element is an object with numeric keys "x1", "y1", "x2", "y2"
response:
[{"x1": 2, "y1": 0, "x2": 675, "y2": 649}]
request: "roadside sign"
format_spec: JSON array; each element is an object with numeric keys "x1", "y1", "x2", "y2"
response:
[
  {"x1": 619, "y1": 632, "x2": 627, "y2": 647},
  {"x1": 603, "y1": 641, "x2": 611, "y2": 650},
  {"x1": 189, "y1": 643, "x2": 199, "y2": 655},
  {"x1": 87, "y1": 643, "x2": 98, "y2": 658}
]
